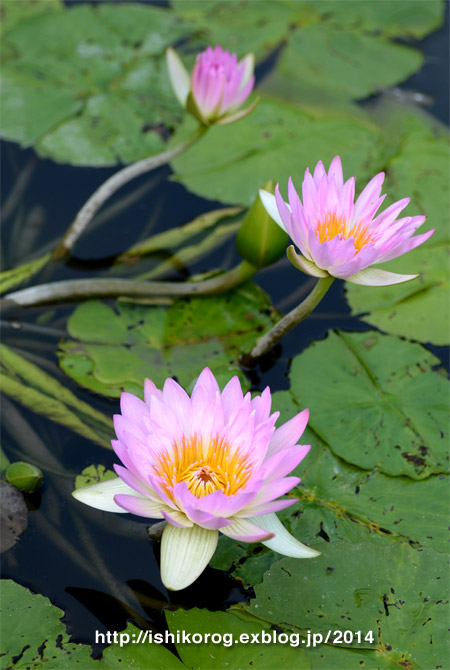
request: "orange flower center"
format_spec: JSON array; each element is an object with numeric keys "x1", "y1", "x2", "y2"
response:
[
  {"x1": 154, "y1": 434, "x2": 252, "y2": 499},
  {"x1": 316, "y1": 213, "x2": 373, "y2": 252}
]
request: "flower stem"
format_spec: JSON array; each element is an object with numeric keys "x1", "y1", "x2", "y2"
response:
[
  {"x1": 52, "y1": 126, "x2": 208, "y2": 261},
  {"x1": 243, "y1": 276, "x2": 334, "y2": 364},
  {"x1": 1, "y1": 260, "x2": 257, "y2": 308}
]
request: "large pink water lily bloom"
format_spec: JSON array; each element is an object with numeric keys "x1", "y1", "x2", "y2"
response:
[
  {"x1": 166, "y1": 45, "x2": 258, "y2": 126},
  {"x1": 72, "y1": 368, "x2": 318, "y2": 591},
  {"x1": 259, "y1": 156, "x2": 434, "y2": 286}
]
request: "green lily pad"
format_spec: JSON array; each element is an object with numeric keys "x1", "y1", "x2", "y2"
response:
[
  {"x1": 166, "y1": 608, "x2": 310, "y2": 669},
  {"x1": 0, "y1": 4, "x2": 186, "y2": 165},
  {"x1": 74, "y1": 464, "x2": 116, "y2": 490},
  {"x1": 58, "y1": 282, "x2": 278, "y2": 398},
  {"x1": 171, "y1": 97, "x2": 387, "y2": 206},
  {"x1": 278, "y1": 23, "x2": 423, "y2": 102},
  {"x1": 346, "y1": 243, "x2": 449, "y2": 346},
  {"x1": 0, "y1": 0, "x2": 62, "y2": 37},
  {"x1": 0, "y1": 580, "x2": 97, "y2": 668},
  {"x1": 242, "y1": 541, "x2": 448, "y2": 670},
  {"x1": 289, "y1": 331, "x2": 448, "y2": 479},
  {"x1": 212, "y1": 391, "x2": 448, "y2": 587},
  {"x1": 296, "y1": 0, "x2": 444, "y2": 39}
]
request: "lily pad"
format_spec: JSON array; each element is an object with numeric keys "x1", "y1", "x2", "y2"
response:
[
  {"x1": 171, "y1": 97, "x2": 387, "y2": 206},
  {"x1": 278, "y1": 23, "x2": 423, "y2": 102},
  {"x1": 165, "y1": 608, "x2": 309, "y2": 669},
  {"x1": 0, "y1": 580, "x2": 97, "y2": 668},
  {"x1": 298, "y1": 0, "x2": 444, "y2": 39},
  {"x1": 58, "y1": 282, "x2": 278, "y2": 398},
  {"x1": 289, "y1": 331, "x2": 448, "y2": 479},
  {"x1": 0, "y1": 3, "x2": 187, "y2": 165},
  {"x1": 242, "y1": 541, "x2": 448, "y2": 670},
  {"x1": 346, "y1": 243, "x2": 449, "y2": 346},
  {"x1": 212, "y1": 392, "x2": 448, "y2": 586},
  {"x1": 74, "y1": 465, "x2": 116, "y2": 490},
  {"x1": 0, "y1": 0, "x2": 62, "y2": 37}
]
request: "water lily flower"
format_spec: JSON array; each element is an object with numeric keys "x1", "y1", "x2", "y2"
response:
[
  {"x1": 167, "y1": 45, "x2": 258, "y2": 126},
  {"x1": 259, "y1": 156, "x2": 434, "y2": 286},
  {"x1": 73, "y1": 368, "x2": 318, "y2": 590}
]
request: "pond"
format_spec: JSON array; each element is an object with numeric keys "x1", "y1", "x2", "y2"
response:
[{"x1": 1, "y1": 1, "x2": 449, "y2": 669}]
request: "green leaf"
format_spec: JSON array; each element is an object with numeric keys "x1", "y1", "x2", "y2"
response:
[
  {"x1": 0, "y1": 345, "x2": 114, "y2": 448},
  {"x1": 58, "y1": 282, "x2": 278, "y2": 398},
  {"x1": 0, "y1": 580, "x2": 97, "y2": 668},
  {"x1": 296, "y1": 0, "x2": 445, "y2": 39},
  {"x1": 0, "y1": 254, "x2": 51, "y2": 294},
  {"x1": 171, "y1": 0, "x2": 298, "y2": 60},
  {"x1": 346, "y1": 243, "x2": 449, "y2": 346},
  {"x1": 346, "y1": 134, "x2": 449, "y2": 345},
  {"x1": 171, "y1": 97, "x2": 387, "y2": 206},
  {"x1": 0, "y1": 0, "x2": 62, "y2": 37},
  {"x1": 0, "y1": 4, "x2": 187, "y2": 165},
  {"x1": 288, "y1": 331, "x2": 448, "y2": 479},
  {"x1": 242, "y1": 541, "x2": 448, "y2": 669},
  {"x1": 212, "y1": 392, "x2": 448, "y2": 586},
  {"x1": 166, "y1": 608, "x2": 310, "y2": 669},
  {"x1": 100, "y1": 624, "x2": 184, "y2": 669},
  {"x1": 278, "y1": 23, "x2": 423, "y2": 101},
  {"x1": 74, "y1": 464, "x2": 116, "y2": 490}
]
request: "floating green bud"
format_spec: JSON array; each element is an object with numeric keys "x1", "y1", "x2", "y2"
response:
[
  {"x1": 236, "y1": 181, "x2": 289, "y2": 268},
  {"x1": 4, "y1": 461, "x2": 44, "y2": 493}
]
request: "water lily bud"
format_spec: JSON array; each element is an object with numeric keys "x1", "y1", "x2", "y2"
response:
[
  {"x1": 236, "y1": 181, "x2": 290, "y2": 268},
  {"x1": 5, "y1": 461, "x2": 44, "y2": 493},
  {"x1": 167, "y1": 45, "x2": 259, "y2": 126}
]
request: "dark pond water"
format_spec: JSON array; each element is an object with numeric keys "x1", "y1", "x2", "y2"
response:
[{"x1": 1, "y1": 1, "x2": 448, "y2": 656}]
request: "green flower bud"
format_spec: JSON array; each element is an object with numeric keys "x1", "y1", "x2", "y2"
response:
[
  {"x1": 236, "y1": 181, "x2": 289, "y2": 268},
  {"x1": 5, "y1": 461, "x2": 44, "y2": 493}
]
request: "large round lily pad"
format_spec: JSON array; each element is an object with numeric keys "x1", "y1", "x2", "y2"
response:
[{"x1": 288, "y1": 330, "x2": 448, "y2": 479}]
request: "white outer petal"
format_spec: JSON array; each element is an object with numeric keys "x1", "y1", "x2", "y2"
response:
[
  {"x1": 160, "y1": 524, "x2": 218, "y2": 591},
  {"x1": 259, "y1": 190, "x2": 287, "y2": 231},
  {"x1": 72, "y1": 477, "x2": 139, "y2": 513},
  {"x1": 346, "y1": 267, "x2": 418, "y2": 286},
  {"x1": 287, "y1": 245, "x2": 329, "y2": 277},
  {"x1": 240, "y1": 53, "x2": 255, "y2": 87},
  {"x1": 257, "y1": 513, "x2": 321, "y2": 558},
  {"x1": 166, "y1": 47, "x2": 190, "y2": 107}
]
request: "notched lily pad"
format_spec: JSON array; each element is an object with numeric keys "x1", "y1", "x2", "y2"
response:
[
  {"x1": 288, "y1": 330, "x2": 448, "y2": 480},
  {"x1": 74, "y1": 464, "x2": 116, "y2": 490},
  {"x1": 58, "y1": 282, "x2": 278, "y2": 397}
]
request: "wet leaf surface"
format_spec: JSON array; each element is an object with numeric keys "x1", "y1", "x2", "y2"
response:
[{"x1": 58, "y1": 282, "x2": 278, "y2": 397}]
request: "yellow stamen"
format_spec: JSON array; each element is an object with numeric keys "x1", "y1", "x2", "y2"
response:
[
  {"x1": 154, "y1": 434, "x2": 252, "y2": 500},
  {"x1": 316, "y1": 213, "x2": 373, "y2": 252}
]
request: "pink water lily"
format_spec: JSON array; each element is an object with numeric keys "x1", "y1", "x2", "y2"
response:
[
  {"x1": 259, "y1": 156, "x2": 433, "y2": 286},
  {"x1": 167, "y1": 45, "x2": 258, "y2": 126},
  {"x1": 72, "y1": 369, "x2": 318, "y2": 590}
]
